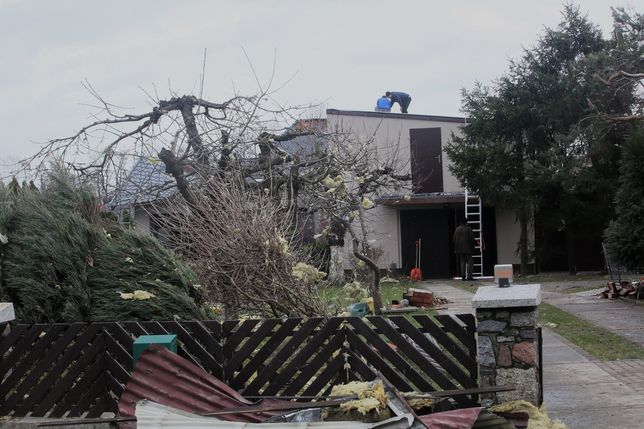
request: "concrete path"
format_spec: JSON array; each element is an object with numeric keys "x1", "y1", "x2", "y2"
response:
[{"x1": 420, "y1": 281, "x2": 644, "y2": 429}]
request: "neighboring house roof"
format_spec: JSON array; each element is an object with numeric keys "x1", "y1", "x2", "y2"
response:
[
  {"x1": 326, "y1": 109, "x2": 467, "y2": 124},
  {"x1": 277, "y1": 119, "x2": 328, "y2": 157},
  {"x1": 288, "y1": 118, "x2": 327, "y2": 133},
  {"x1": 111, "y1": 157, "x2": 176, "y2": 208},
  {"x1": 111, "y1": 120, "x2": 328, "y2": 209},
  {"x1": 276, "y1": 133, "x2": 328, "y2": 157}
]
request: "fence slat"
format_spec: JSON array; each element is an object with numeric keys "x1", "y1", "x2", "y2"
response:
[
  {"x1": 254, "y1": 317, "x2": 339, "y2": 396},
  {"x1": 50, "y1": 350, "x2": 105, "y2": 418},
  {"x1": 68, "y1": 372, "x2": 106, "y2": 418},
  {"x1": 301, "y1": 353, "x2": 345, "y2": 397},
  {"x1": 346, "y1": 348, "x2": 377, "y2": 382},
  {"x1": 182, "y1": 321, "x2": 224, "y2": 366},
  {"x1": 0, "y1": 324, "x2": 47, "y2": 380},
  {"x1": 105, "y1": 347, "x2": 130, "y2": 384},
  {"x1": 281, "y1": 330, "x2": 345, "y2": 396},
  {"x1": 223, "y1": 320, "x2": 260, "y2": 359},
  {"x1": 29, "y1": 327, "x2": 104, "y2": 417},
  {"x1": 224, "y1": 319, "x2": 279, "y2": 376},
  {"x1": 161, "y1": 321, "x2": 222, "y2": 374},
  {"x1": 229, "y1": 318, "x2": 301, "y2": 389},
  {"x1": 367, "y1": 317, "x2": 461, "y2": 393},
  {"x1": 0, "y1": 325, "x2": 66, "y2": 395},
  {"x1": 241, "y1": 318, "x2": 322, "y2": 395},
  {"x1": 413, "y1": 315, "x2": 476, "y2": 371},
  {"x1": 347, "y1": 317, "x2": 435, "y2": 392},
  {"x1": 344, "y1": 328, "x2": 413, "y2": 391},
  {"x1": 1, "y1": 323, "x2": 86, "y2": 415},
  {"x1": 388, "y1": 316, "x2": 476, "y2": 389},
  {"x1": 438, "y1": 314, "x2": 476, "y2": 352}
]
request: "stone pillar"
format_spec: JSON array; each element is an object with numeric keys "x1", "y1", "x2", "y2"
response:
[{"x1": 472, "y1": 284, "x2": 541, "y2": 405}]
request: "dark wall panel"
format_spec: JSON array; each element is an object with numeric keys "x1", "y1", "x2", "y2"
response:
[
  {"x1": 410, "y1": 128, "x2": 443, "y2": 193},
  {"x1": 400, "y1": 209, "x2": 450, "y2": 279}
]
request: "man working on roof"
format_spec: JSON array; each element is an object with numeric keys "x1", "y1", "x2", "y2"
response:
[{"x1": 386, "y1": 91, "x2": 412, "y2": 113}]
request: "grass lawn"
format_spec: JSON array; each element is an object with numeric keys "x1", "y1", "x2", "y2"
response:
[
  {"x1": 539, "y1": 302, "x2": 644, "y2": 360},
  {"x1": 512, "y1": 271, "x2": 608, "y2": 284},
  {"x1": 319, "y1": 280, "x2": 436, "y2": 317}
]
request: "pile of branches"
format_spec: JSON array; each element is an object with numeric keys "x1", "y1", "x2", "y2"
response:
[
  {"x1": 153, "y1": 174, "x2": 328, "y2": 319},
  {"x1": 0, "y1": 170, "x2": 210, "y2": 323}
]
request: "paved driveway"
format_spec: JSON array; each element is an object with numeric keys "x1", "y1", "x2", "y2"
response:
[{"x1": 420, "y1": 281, "x2": 644, "y2": 429}]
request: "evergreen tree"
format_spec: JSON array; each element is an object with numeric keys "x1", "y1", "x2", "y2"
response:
[
  {"x1": 605, "y1": 128, "x2": 644, "y2": 270},
  {"x1": 448, "y1": 4, "x2": 629, "y2": 274},
  {"x1": 0, "y1": 170, "x2": 210, "y2": 323}
]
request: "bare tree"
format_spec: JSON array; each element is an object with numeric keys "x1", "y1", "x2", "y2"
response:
[
  {"x1": 19, "y1": 77, "x2": 410, "y2": 317},
  {"x1": 299, "y1": 126, "x2": 411, "y2": 313},
  {"x1": 152, "y1": 173, "x2": 328, "y2": 319}
]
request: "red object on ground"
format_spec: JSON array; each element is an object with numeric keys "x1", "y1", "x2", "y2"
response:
[
  {"x1": 117, "y1": 345, "x2": 286, "y2": 428},
  {"x1": 406, "y1": 288, "x2": 434, "y2": 307},
  {"x1": 410, "y1": 239, "x2": 423, "y2": 281},
  {"x1": 419, "y1": 407, "x2": 483, "y2": 429}
]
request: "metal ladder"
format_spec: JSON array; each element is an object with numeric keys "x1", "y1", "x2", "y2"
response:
[{"x1": 465, "y1": 189, "x2": 484, "y2": 278}]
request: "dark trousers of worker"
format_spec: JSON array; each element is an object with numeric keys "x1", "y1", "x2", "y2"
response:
[
  {"x1": 401, "y1": 97, "x2": 412, "y2": 113},
  {"x1": 457, "y1": 253, "x2": 473, "y2": 280}
]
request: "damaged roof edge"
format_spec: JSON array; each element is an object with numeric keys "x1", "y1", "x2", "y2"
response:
[
  {"x1": 326, "y1": 109, "x2": 467, "y2": 124},
  {"x1": 377, "y1": 192, "x2": 466, "y2": 206}
]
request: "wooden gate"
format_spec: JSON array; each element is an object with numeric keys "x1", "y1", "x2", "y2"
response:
[{"x1": 0, "y1": 314, "x2": 477, "y2": 418}]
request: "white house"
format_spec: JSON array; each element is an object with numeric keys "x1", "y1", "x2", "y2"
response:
[{"x1": 326, "y1": 109, "x2": 531, "y2": 279}]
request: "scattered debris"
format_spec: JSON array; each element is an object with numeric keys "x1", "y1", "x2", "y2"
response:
[
  {"x1": 600, "y1": 280, "x2": 644, "y2": 299},
  {"x1": 117, "y1": 345, "x2": 288, "y2": 427},
  {"x1": 397, "y1": 288, "x2": 449, "y2": 309},
  {"x1": 400, "y1": 392, "x2": 436, "y2": 411},
  {"x1": 489, "y1": 400, "x2": 567, "y2": 429},
  {"x1": 135, "y1": 400, "x2": 416, "y2": 428},
  {"x1": 324, "y1": 381, "x2": 390, "y2": 422}
]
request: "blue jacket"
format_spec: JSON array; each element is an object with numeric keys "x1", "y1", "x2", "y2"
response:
[
  {"x1": 390, "y1": 92, "x2": 410, "y2": 104},
  {"x1": 376, "y1": 96, "x2": 392, "y2": 109}
]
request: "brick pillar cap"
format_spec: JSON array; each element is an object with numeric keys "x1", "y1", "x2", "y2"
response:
[{"x1": 472, "y1": 284, "x2": 541, "y2": 309}]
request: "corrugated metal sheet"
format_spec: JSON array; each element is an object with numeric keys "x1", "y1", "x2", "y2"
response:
[
  {"x1": 118, "y1": 344, "x2": 286, "y2": 427},
  {"x1": 136, "y1": 400, "x2": 415, "y2": 428},
  {"x1": 418, "y1": 407, "x2": 482, "y2": 429}
]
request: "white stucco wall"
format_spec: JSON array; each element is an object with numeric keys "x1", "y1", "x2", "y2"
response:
[
  {"x1": 341, "y1": 205, "x2": 400, "y2": 270},
  {"x1": 326, "y1": 112, "x2": 467, "y2": 193},
  {"x1": 134, "y1": 208, "x2": 151, "y2": 234}
]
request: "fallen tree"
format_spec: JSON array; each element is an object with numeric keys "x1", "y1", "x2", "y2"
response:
[{"x1": 0, "y1": 170, "x2": 211, "y2": 323}]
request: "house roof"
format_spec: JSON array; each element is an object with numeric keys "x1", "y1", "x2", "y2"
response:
[
  {"x1": 111, "y1": 120, "x2": 329, "y2": 209},
  {"x1": 110, "y1": 157, "x2": 176, "y2": 208},
  {"x1": 377, "y1": 192, "x2": 466, "y2": 206},
  {"x1": 326, "y1": 109, "x2": 467, "y2": 124},
  {"x1": 276, "y1": 133, "x2": 328, "y2": 157}
]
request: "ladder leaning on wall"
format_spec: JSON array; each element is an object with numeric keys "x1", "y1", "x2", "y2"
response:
[{"x1": 464, "y1": 189, "x2": 484, "y2": 278}]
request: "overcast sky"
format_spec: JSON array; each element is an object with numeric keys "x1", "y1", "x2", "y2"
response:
[{"x1": 0, "y1": 0, "x2": 635, "y2": 174}]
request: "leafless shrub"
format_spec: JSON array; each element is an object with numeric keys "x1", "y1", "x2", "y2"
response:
[{"x1": 152, "y1": 172, "x2": 328, "y2": 319}]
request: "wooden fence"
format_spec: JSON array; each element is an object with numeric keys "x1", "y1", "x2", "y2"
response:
[{"x1": 0, "y1": 314, "x2": 477, "y2": 418}]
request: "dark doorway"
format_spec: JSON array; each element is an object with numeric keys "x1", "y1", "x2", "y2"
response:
[
  {"x1": 410, "y1": 128, "x2": 443, "y2": 193},
  {"x1": 400, "y1": 208, "x2": 450, "y2": 279},
  {"x1": 446, "y1": 206, "x2": 497, "y2": 278}
]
